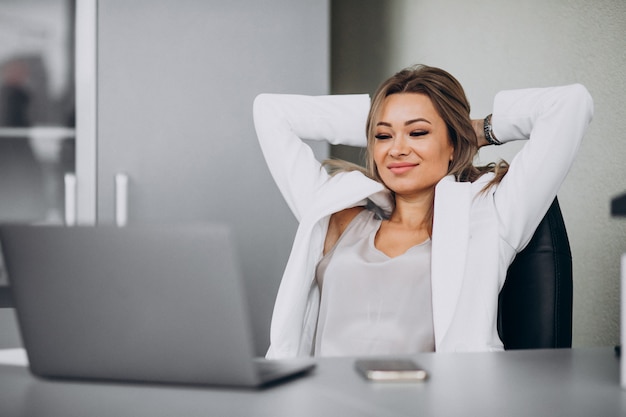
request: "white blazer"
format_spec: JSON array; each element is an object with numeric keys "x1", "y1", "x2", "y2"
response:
[{"x1": 253, "y1": 84, "x2": 593, "y2": 359}]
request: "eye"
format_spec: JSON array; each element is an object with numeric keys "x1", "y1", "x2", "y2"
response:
[
  {"x1": 375, "y1": 133, "x2": 392, "y2": 140},
  {"x1": 410, "y1": 130, "x2": 428, "y2": 137}
]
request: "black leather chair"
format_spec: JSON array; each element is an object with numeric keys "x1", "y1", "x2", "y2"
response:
[
  {"x1": 0, "y1": 286, "x2": 11, "y2": 308},
  {"x1": 497, "y1": 198, "x2": 573, "y2": 349}
]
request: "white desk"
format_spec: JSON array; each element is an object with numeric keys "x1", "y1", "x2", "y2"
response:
[{"x1": 0, "y1": 348, "x2": 623, "y2": 417}]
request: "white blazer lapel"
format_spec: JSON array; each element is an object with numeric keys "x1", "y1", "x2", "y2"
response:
[{"x1": 431, "y1": 176, "x2": 471, "y2": 348}]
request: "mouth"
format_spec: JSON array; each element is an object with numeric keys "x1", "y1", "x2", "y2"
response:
[{"x1": 387, "y1": 162, "x2": 418, "y2": 175}]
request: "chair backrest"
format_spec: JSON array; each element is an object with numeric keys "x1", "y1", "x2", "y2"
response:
[
  {"x1": 497, "y1": 198, "x2": 573, "y2": 349},
  {"x1": 0, "y1": 287, "x2": 10, "y2": 308}
]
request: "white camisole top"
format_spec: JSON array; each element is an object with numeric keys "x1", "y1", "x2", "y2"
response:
[{"x1": 314, "y1": 209, "x2": 435, "y2": 357}]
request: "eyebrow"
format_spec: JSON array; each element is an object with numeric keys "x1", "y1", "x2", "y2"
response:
[{"x1": 376, "y1": 118, "x2": 432, "y2": 127}]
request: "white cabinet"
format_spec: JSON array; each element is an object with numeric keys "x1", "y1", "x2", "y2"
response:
[{"x1": 78, "y1": 0, "x2": 329, "y2": 354}]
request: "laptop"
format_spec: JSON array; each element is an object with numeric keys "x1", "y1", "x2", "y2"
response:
[{"x1": 0, "y1": 223, "x2": 314, "y2": 388}]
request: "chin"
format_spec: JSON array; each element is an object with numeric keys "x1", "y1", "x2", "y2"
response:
[{"x1": 383, "y1": 180, "x2": 437, "y2": 197}]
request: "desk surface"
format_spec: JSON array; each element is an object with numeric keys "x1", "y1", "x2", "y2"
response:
[{"x1": 0, "y1": 347, "x2": 624, "y2": 417}]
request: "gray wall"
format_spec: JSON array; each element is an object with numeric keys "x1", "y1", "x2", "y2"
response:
[{"x1": 332, "y1": 0, "x2": 626, "y2": 347}]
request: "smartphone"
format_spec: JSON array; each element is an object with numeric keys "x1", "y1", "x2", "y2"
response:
[{"x1": 354, "y1": 359, "x2": 428, "y2": 382}]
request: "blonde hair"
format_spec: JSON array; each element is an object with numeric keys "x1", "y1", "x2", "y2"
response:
[{"x1": 325, "y1": 64, "x2": 508, "y2": 189}]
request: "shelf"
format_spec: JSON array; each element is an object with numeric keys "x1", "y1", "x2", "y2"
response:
[{"x1": 0, "y1": 127, "x2": 75, "y2": 140}]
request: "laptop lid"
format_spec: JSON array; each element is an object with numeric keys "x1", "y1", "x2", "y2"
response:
[{"x1": 0, "y1": 224, "x2": 313, "y2": 387}]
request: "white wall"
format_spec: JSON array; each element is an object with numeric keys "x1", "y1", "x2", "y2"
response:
[{"x1": 375, "y1": 0, "x2": 626, "y2": 347}]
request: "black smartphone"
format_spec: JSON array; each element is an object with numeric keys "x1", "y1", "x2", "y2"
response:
[{"x1": 354, "y1": 358, "x2": 428, "y2": 382}]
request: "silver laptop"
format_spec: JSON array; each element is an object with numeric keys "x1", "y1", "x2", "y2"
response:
[{"x1": 0, "y1": 224, "x2": 314, "y2": 388}]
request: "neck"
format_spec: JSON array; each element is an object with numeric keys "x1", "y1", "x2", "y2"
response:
[{"x1": 390, "y1": 189, "x2": 435, "y2": 230}]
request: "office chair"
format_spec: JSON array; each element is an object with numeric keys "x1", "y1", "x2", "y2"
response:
[
  {"x1": 497, "y1": 198, "x2": 573, "y2": 349},
  {"x1": 0, "y1": 286, "x2": 10, "y2": 308},
  {"x1": 0, "y1": 250, "x2": 11, "y2": 308}
]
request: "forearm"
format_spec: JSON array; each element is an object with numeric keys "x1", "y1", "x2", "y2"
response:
[
  {"x1": 491, "y1": 84, "x2": 593, "y2": 249},
  {"x1": 253, "y1": 93, "x2": 371, "y2": 220},
  {"x1": 253, "y1": 93, "x2": 370, "y2": 146}
]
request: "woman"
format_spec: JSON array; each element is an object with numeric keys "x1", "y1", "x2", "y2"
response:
[{"x1": 253, "y1": 65, "x2": 593, "y2": 358}]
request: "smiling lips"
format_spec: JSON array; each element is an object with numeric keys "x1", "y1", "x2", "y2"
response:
[{"x1": 387, "y1": 162, "x2": 418, "y2": 175}]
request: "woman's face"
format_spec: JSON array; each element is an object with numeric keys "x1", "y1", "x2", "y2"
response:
[{"x1": 373, "y1": 93, "x2": 454, "y2": 197}]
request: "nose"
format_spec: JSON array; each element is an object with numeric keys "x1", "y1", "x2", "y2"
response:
[{"x1": 389, "y1": 136, "x2": 409, "y2": 158}]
